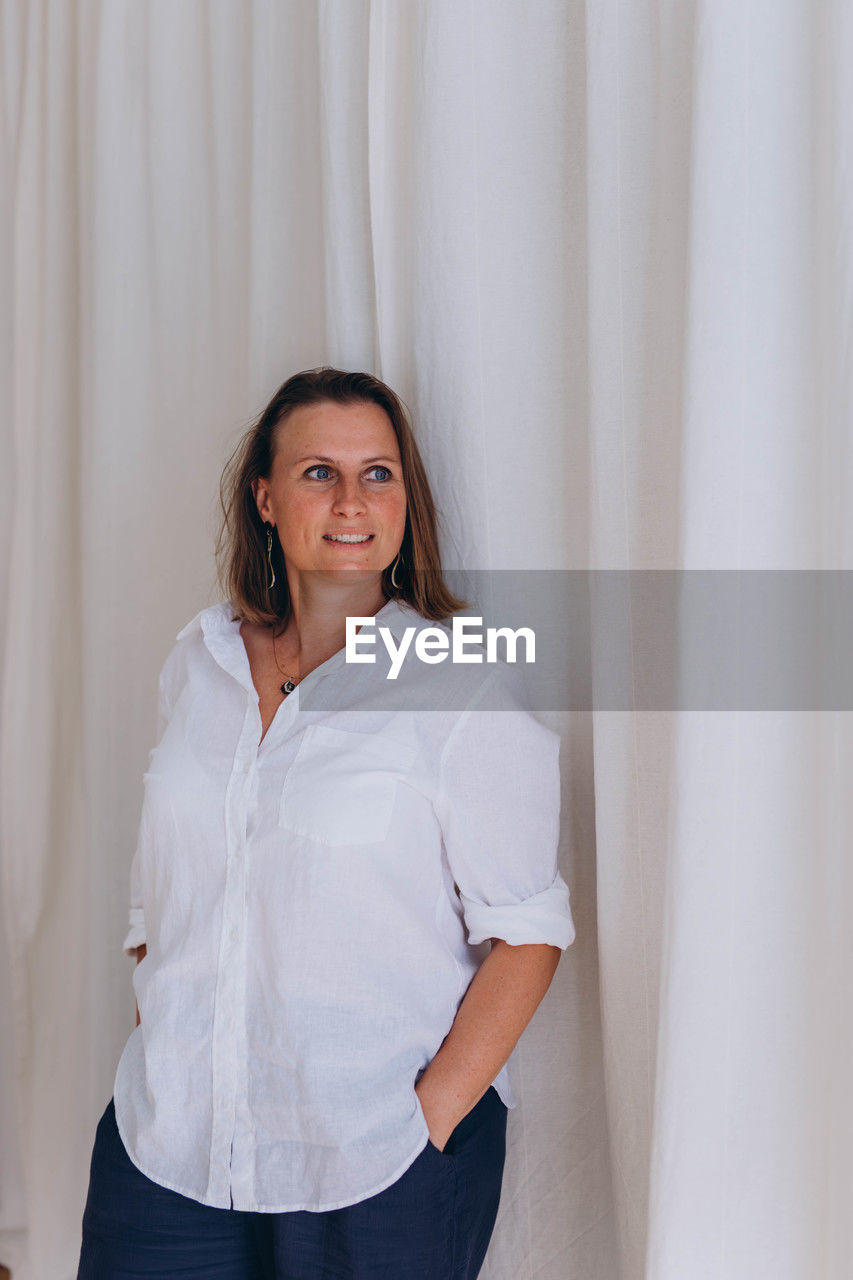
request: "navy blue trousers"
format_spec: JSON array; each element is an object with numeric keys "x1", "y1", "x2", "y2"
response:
[{"x1": 77, "y1": 1088, "x2": 508, "y2": 1279}]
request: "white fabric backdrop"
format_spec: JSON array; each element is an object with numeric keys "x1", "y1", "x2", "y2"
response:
[{"x1": 1, "y1": 2, "x2": 849, "y2": 1278}]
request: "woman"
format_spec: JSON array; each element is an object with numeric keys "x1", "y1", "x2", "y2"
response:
[{"x1": 77, "y1": 367, "x2": 575, "y2": 1279}]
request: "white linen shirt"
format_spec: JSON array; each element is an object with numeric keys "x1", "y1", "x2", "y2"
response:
[{"x1": 115, "y1": 595, "x2": 575, "y2": 1212}]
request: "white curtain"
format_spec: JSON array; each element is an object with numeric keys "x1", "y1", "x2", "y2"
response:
[{"x1": 1, "y1": 2, "x2": 849, "y2": 1278}]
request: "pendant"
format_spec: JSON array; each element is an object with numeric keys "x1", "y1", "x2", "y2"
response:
[{"x1": 281, "y1": 679, "x2": 297, "y2": 695}]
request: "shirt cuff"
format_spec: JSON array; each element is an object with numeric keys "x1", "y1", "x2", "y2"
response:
[
  {"x1": 460, "y1": 876, "x2": 576, "y2": 949},
  {"x1": 122, "y1": 907, "x2": 146, "y2": 957}
]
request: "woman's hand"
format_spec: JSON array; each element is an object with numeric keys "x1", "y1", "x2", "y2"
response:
[
  {"x1": 414, "y1": 939, "x2": 562, "y2": 1151},
  {"x1": 414, "y1": 1079, "x2": 455, "y2": 1153},
  {"x1": 135, "y1": 943, "x2": 147, "y2": 1026}
]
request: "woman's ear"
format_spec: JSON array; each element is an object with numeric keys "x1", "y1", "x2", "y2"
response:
[{"x1": 253, "y1": 475, "x2": 271, "y2": 524}]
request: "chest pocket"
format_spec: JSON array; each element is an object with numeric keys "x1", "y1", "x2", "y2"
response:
[{"x1": 279, "y1": 724, "x2": 417, "y2": 846}]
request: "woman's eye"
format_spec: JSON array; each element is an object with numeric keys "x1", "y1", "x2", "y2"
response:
[{"x1": 305, "y1": 465, "x2": 392, "y2": 482}]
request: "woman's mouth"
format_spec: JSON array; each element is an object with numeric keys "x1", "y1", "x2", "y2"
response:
[{"x1": 322, "y1": 534, "x2": 375, "y2": 545}]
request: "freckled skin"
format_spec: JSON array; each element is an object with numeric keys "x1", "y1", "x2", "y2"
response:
[{"x1": 256, "y1": 398, "x2": 407, "y2": 593}]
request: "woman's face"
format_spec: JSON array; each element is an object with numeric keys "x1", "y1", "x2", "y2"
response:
[{"x1": 256, "y1": 398, "x2": 408, "y2": 585}]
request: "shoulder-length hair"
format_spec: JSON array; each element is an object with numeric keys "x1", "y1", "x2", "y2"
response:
[{"x1": 215, "y1": 367, "x2": 467, "y2": 629}]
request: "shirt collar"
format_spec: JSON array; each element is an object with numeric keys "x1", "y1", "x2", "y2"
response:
[
  {"x1": 175, "y1": 595, "x2": 424, "y2": 644},
  {"x1": 174, "y1": 603, "x2": 226, "y2": 641}
]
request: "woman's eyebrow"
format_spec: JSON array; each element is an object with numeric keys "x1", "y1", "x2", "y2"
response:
[{"x1": 292, "y1": 455, "x2": 398, "y2": 465}]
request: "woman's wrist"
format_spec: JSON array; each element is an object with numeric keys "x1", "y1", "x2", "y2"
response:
[{"x1": 414, "y1": 1072, "x2": 466, "y2": 1151}]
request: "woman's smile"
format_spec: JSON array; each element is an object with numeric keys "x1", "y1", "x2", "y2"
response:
[{"x1": 322, "y1": 532, "x2": 376, "y2": 545}]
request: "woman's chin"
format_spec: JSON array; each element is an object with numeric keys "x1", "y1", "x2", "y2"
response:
[{"x1": 311, "y1": 563, "x2": 383, "y2": 580}]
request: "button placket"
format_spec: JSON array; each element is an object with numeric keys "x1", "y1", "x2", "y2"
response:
[
  {"x1": 201, "y1": 621, "x2": 369, "y2": 1208},
  {"x1": 206, "y1": 703, "x2": 256, "y2": 1206}
]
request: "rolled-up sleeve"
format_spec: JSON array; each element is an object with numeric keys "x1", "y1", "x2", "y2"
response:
[
  {"x1": 122, "y1": 654, "x2": 174, "y2": 956},
  {"x1": 433, "y1": 664, "x2": 576, "y2": 950}
]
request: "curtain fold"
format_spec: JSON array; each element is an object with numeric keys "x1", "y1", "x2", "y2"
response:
[{"x1": 586, "y1": 4, "x2": 852, "y2": 1279}]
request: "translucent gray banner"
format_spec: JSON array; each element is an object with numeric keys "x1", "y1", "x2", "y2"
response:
[{"x1": 299, "y1": 571, "x2": 853, "y2": 712}]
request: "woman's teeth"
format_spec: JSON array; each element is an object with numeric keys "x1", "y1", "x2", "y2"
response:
[{"x1": 323, "y1": 534, "x2": 374, "y2": 543}]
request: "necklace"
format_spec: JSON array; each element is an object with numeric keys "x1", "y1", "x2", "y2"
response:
[{"x1": 271, "y1": 625, "x2": 300, "y2": 695}]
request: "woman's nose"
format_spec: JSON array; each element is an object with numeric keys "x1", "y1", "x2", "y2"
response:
[{"x1": 331, "y1": 480, "x2": 368, "y2": 512}]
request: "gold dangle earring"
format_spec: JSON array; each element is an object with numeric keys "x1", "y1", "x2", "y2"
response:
[
  {"x1": 390, "y1": 551, "x2": 403, "y2": 591},
  {"x1": 266, "y1": 524, "x2": 276, "y2": 590}
]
